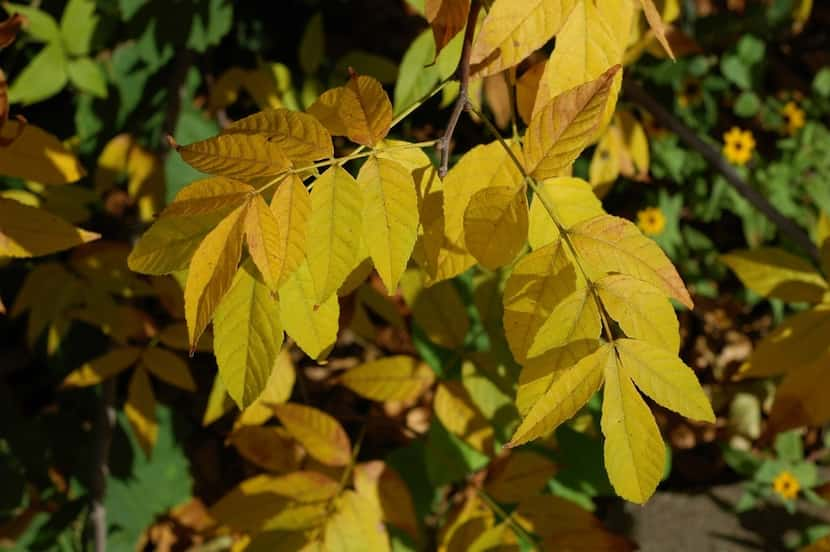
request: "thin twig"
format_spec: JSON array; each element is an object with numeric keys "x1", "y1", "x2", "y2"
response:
[
  {"x1": 89, "y1": 379, "x2": 116, "y2": 552},
  {"x1": 622, "y1": 79, "x2": 820, "y2": 263},
  {"x1": 438, "y1": 0, "x2": 482, "y2": 178}
]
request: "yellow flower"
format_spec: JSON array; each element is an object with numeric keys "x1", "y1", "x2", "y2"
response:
[
  {"x1": 782, "y1": 101, "x2": 805, "y2": 135},
  {"x1": 637, "y1": 207, "x2": 666, "y2": 236},
  {"x1": 722, "y1": 127, "x2": 756, "y2": 166},
  {"x1": 772, "y1": 470, "x2": 800, "y2": 501}
]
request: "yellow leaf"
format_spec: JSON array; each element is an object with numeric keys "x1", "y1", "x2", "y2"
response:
[
  {"x1": 229, "y1": 426, "x2": 302, "y2": 472},
  {"x1": 588, "y1": 124, "x2": 622, "y2": 191},
  {"x1": 469, "y1": 0, "x2": 578, "y2": 77},
  {"x1": 160, "y1": 177, "x2": 252, "y2": 218},
  {"x1": 484, "y1": 451, "x2": 557, "y2": 503},
  {"x1": 425, "y1": 0, "x2": 469, "y2": 56},
  {"x1": 502, "y1": 239, "x2": 578, "y2": 363},
  {"x1": 516, "y1": 60, "x2": 546, "y2": 125},
  {"x1": 243, "y1": 194, "x2": 284, "y2": 292},
  {"x1": 569, "y1": 214, "x2": 693, "y2": 308},
  {"x1": 528, "y1": 177, "x2": 604, "y2": 249},
  {"x1": 0, "y1": 197, "x2": 99, "y2": 257},
  {"x1": 270, "y1": 174, "x2": 311, "y2": 288},
  {"x1": 596, "y1": 274, "x2": 679, "y2": 353},
  {"x1": 442, "y1": 141, "x2": 524, "y2": 279},
  {"x1": 279, "y1": 258, "x2": 339, "y2": 360},
  {"x1": 768, "y1": 349, "x2": 830, "y2": 431},
  {"x1": 615, "y1": 338, "x2": 714, "y2": 422},
  {"x1": 739, "y1": 305, "x2": 830, "y2": 379},
  {"x1": 238, "y1": 347, "x2": 297, "y2": 426},
  {"x1": 408, "y1": 278, "x2": 469, "y2": 349},
  {"x1": 141, "y1": 346, "x2": 196, "y2": 392},
  {"x1": 528, "y1": 286, "x2": 600, "y2": 358},
  {"x1": 128, "y1": 210, "x2": 231, "y2": 275},
  {"x1": 509, "y1": 344, "x2": 609, "y2": 445},
  {"x1": 524, "y1": 65, "x2": 621, "y2": 180},
  {"x1": 463, "y1": 185, "x2": 528, "y2": 270},
  {"x1": 175, "y1": 133, "x2": 291, "y2": 180},
  {"x1": 721, "y1": 248, "x2": 827, "y2": 304},
  {"x1": 434, "y1": 381, "x2": 493, "y2": 454},
  {"x1": 184, "y1": 205, "x2": 246, "y2": 349},
  {"x1": 125, "y1": 366, "x2": 158, "y2": 458},
  {"x1": 639, "y1": 0, "x2": 675, "y2": 60},
  {"x1": 617, "y1": 111, "x2": 649, "y2": 180},
  {"x1": 202, "y1": 373, "x2": 235, "y2": 426},
  {"x1": 214, "y1": 261, "x2": 284, "y2": 409},
  {"x1": 353, "y1": 461, "x2": 420, "y2": 542},
  {"x1": 307, "y1": 166, "x2": 363, "y2": 303},
  {"x1": 307, "y1": 75, "x2": 393, "y2": 147},
  {"x1": 532, "y1": 0, "x2": 633, "y2": 130},
  {"x1": 340, "y1": 356, "x2": 434, "y2": 402},
  {"x1": 358, "y1": 156, "x2": 419, "y2": 293},
  {"x1": 210, "y1": 472, "x2": 339, "y2": 533},
  {"x1": 324, "y1": 490, "x2": 390, "y2": 552},
  {"x1": 601, "y1": 352, "x2": 665, "y2": 504},
  {"x1": 224, "y1": 108, "x2": 333, "y2": 165},
  {"x1": 0, "y1": 120, "x2": 85, "y2": 184},
  {"x1": 61, "y1": 347, "x2": 142, "y2": 387},
  {"x1": 273, "y1": 403, "x2": 352, "y2": 466}
]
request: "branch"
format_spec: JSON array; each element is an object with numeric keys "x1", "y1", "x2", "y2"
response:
[
  {"x1": 438, "y1": 0, "x2": 482, "y2": 178},
  {"x1": 622, "y1": 78, "x2": 821, "y2": 263},
  {"x1": 89, "y1": 379, "x2": 116, "y2": 552}
]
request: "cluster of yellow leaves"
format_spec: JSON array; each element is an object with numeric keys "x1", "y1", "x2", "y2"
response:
[
  {"x1": 723, "y1": 244, "x2": 830, "y2": 432},
  {"x1": 95, "y1": 133, "x2": 165, "y2": 222}
]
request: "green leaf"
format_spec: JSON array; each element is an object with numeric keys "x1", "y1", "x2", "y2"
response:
[
  {"x1": 720, "y1": 55, "x2": 752, "y2": 90},
  {"x1": 737, "y1": 35, "x2": 765, "y2": 65},
  {"x1": 813, "y1": 67, "x2": 830, "y2": 98},
  {"x1": 60, "y1": 0, "x2": 99, "y2": 56},
  {"x1": 8, "y1": 41, "x2": 69, "y2": 105},
  {"x1": 3, "y1": 3, "x2": 60, "y2": 42},
  {"x1": 393, "y1": 29, "x2": 440, "y2": 115},
  {"x1": 67, "y1": 57, "x2": 107, "y2": 98},
  {"x1": 734, "y1": 91, "x2": 760, "y2": 118},
  {"x1": 774, "y1": 431, "x2": 804, "y2": 463},
  {"x1": 299, "y1": 12, "x2": 324, "y2": 74},
  {"x1": 186, "y1": 0, "x2": 233, "y2": 52}
]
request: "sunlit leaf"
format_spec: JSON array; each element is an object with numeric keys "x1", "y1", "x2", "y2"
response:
[
  {"x1": 0, "y1": 197, "x2": 99, "y2": 257},
  {"x1": 273, "y1": 403, "x2": 352, "y2": 467}
]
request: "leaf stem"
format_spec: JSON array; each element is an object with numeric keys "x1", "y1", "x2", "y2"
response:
[{"x1": 475, "y1": 488, "x2": 538, "y2": 546}]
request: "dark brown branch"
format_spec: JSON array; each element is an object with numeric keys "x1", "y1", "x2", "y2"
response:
[
  {"x1": 623, "y1": 78, "x2": 821, "y2": 264},
  {"x1": 89, "y1": 379, "x2": 116, "y2": 552},
  {"x1": 438, "y1": 0, "x2": 481, "y2": 178}
]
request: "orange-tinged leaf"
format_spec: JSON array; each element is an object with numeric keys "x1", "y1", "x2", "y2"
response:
[
  {"x1": 307, "y1": 166, "x2": 363, "y2": 303},
  {"x1": 214, "y1": 261, "x2": 284, "y2": 409},
  {"x1": 340, "y1": 356, "x2": 434, "y2": 402},
  {"x1": 601, "y1": 353, "x2": 665, "y2": 504},
  {"x1": 273, "y1": 403, "x2": 352, "y2": 467},
  {"x1": 224, "y1": 108, "x2": 333, "y2": 164},
  {"x1": 639, "y1": 0, "x2": 675, "y2": 60},
  {"x1": 510, "y1": 343, "x2": 609, "y2": 445},
  {"x1": 238, "y1": 347, "x2": 297, "y2": 426},
  {"x1": 175, "y1": 133, "x2": 291, "y2": 180},
  {"x1": 184, "y1": 205, "x2": 246, "y2": 349},
  {"x1": 523, "y1": 65, "x2": 620, "y2": 179},
  {"x1": 0, "y1": 197, "x2": 99, "y2": 257},
  {"x1": 210, "y1": 471, "x2": 339, "y2": 533},
  {"x1": 358, "y1": 156, "x2": 419, "y2": 293},
  {"x1": 484, "y1": 451, "x2": 557, "y2": 503},
  {"x1": 270, "y1": 174, "x2": 311, "y2": 287},
  {"x1": 141, "y1": 346, "x2": 196, "y2": 392},
  {"x1": 469, "y1": 0, "x2": 578, "y2": 77},
  {"x1": 425, "y1": 0, "x2": 469, "y2": 56},
  {"x1": 244, "y1": 194, "x2": 285, "y2": 292},
  {"x1": 463, "y1": 185, "x2": 528, "y2": 270},
  {"x1": 279, "y1": 258, "x2": 339, "y2": 360},
  {"x1": 615, "y1": 338, "x2": 714, "y2": 423},
  {"x1": 0, "y1": 120, "x2": 85, "y2": 184},
  {"x1": 125, "y1": 366, "x2": 157, "y2": 457},
  {"x1": 502, "y1": 239, "x2": 578, "y2": 364},
  {"x1": 721, "y1": 247, "x2": 827, "y2": 304},
  {"x1": 306, "y1": 85, "x2": 363, "y2": 137},
  {"x1": 324, "y1": 490, "x2": 390, "y2": 552},
  {"x1": 768, "y1": 349, "x2": 830, "y2": 431},
  {"x1": 308, "y1": 75, "x2": 393, "y2": 147},
  {"x1": 61, "y1": 347, "x2": 141, "y2": 387},
  {"x1": 229, "y1": 426, "x2": 302, "y2": 472},
  {"x1": 569, "y1": 214, "x2": 693, "y2": 309},
  {"x1": 353, "y1": 461, "x2": 420, "y2": 542},
  {"x1": 516, "y1": 60, "x2": 546, "y2": 125},
  {"x1": 514, "y1": 494, "x2": 602, "y2": 537}
]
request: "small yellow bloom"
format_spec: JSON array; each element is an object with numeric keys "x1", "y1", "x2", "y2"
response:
[
  {"x1": 782, "y1": 101, "x2": 806, "y2": 135},
  {"x1": 772, "y1": 470, "x2": 800, "y2": 501},
  {"x1": 722, "y1": 127, "x2": 756, "y2": 166},
  {"x1": 637, "y1": 207, "x2": 666, "y2": 236}
]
